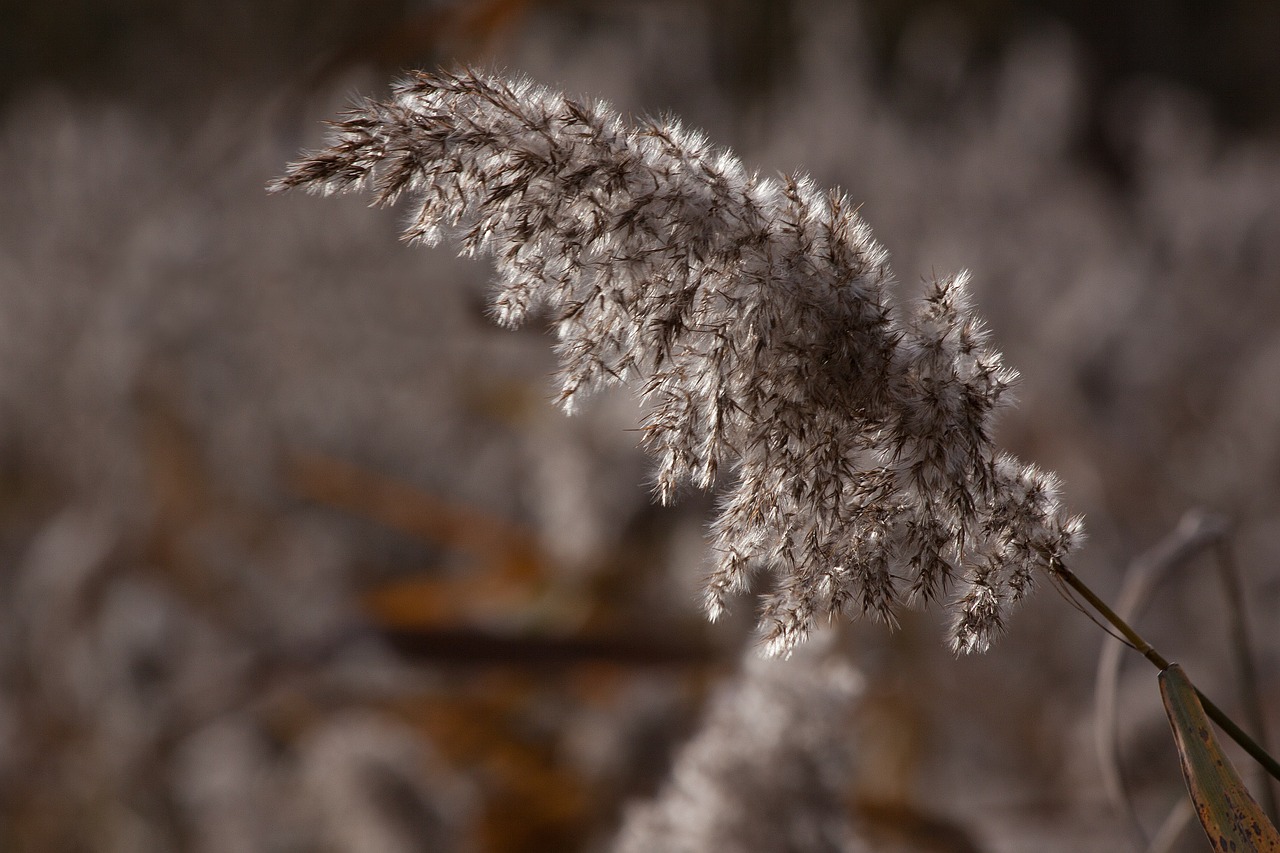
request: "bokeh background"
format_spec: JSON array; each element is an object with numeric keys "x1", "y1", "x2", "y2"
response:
[{"x1": 2, "y1": 1, "x2": 1279, "y2": 850}]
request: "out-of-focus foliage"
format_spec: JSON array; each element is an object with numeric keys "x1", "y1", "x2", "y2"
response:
[{"x1": 1, "y1": 1, "x2": 1277, "y2": 851}]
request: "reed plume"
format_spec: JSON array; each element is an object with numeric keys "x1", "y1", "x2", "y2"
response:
[{"x1": 272, "y1": 68, "x2": 1083, "y2": 655}]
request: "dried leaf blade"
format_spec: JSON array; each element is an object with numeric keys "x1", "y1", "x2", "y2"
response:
[{"x1": 1159, "y1": 663, "x2": 1280, "y2": 851}]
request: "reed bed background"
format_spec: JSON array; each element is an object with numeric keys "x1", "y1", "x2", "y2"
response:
[{"x1": 2, "y1": 1, "x2": 1278, "y2": 850}]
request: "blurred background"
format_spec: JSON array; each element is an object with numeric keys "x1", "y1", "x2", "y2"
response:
[{"x1": 1, "y1": 0, "x2": 1279, "y2": 850}]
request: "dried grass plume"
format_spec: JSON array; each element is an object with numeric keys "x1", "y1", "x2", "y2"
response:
[{"x1": 272, "y1": 68, "x2": 1084, "y2": 655}]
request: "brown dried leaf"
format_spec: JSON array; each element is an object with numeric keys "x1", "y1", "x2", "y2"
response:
[{"x1": 1159, "y1": 663, "x2": 1280, "y2": 852}]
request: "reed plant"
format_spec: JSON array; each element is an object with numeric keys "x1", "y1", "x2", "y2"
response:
[{"x1": 273, "y1": 68, "x2": 1278, "y2": 849}]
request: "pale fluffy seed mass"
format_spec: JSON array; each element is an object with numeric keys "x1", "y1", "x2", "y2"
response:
[
  {"x1": 272, "y1": 68, "x2": 1084, "y2": 655},
  {"x1": 612, "y1": 639, "x2": 867, "y2": 853}
]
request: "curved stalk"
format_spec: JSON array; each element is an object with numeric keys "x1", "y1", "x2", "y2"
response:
[{"x1": 1055, "y1": 563, "x2": 1280, "y2": 785}]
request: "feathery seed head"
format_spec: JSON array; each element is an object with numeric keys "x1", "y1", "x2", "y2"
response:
[{"x1": 273, "y1": 68, "x2": 1083, "y2": 655}]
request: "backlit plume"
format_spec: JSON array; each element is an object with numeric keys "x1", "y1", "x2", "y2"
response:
[{"x1": 272, "y1": 68, "x2": 1084, "y2": 655}]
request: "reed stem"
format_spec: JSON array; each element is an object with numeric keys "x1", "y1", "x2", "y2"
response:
[{"x1": 1055, "y1": 564, "x2": 1280, "y2": 785}]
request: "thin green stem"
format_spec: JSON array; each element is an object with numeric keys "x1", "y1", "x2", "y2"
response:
[
  {"x1": 1213, "y1": 538, "x2": 1279, "y2": 822},
  {"x1": 1055, "y1": 564, "x2": 1280, "y2": 785}
]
